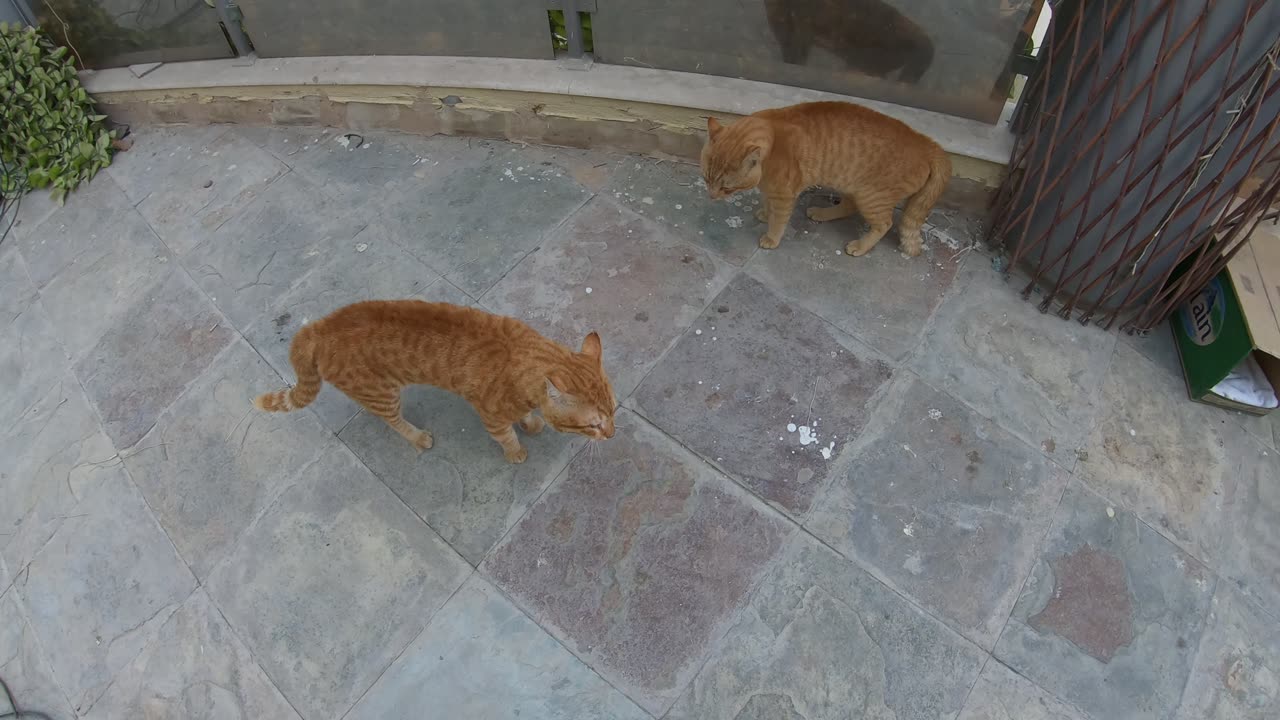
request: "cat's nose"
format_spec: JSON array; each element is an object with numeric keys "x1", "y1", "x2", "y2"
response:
[{"x1": 604, "y1": 425, "x2": 615, "y2": 439}]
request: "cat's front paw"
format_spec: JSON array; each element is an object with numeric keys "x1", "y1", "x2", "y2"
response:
[
  {"x1": 410, "y1": 430, "x2": 434, "y2": 452},
  {"x1": 504, "y1": 446, "x2": 528, "y2": 464},
  {"x1": 754, "y1": 207, "x2": 768, "y2": 223},
  {"x1": 519, "y1": 415, "x2": 545, "y2": 435},
  {"x1": 758, "y1": 234, "x2": 781, "y2": 249}
]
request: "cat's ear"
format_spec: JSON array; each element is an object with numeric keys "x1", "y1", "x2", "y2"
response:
[
  {"x1": 707, "y1": 117, "x2": 724, "y2": 139},
  {"x1": 581, "y1": 332, "x2": 602, "y2": 360},
  {"x1": 545, "y1": 374, "x2": 568, "y2": 401}
]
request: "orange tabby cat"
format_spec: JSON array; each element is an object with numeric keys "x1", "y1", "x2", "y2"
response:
[
  {"x1": 254, "y1": 300, "x2": 616, "y2": 463},
  {"x1": 701, "y1": 101, "x2": 951, "y2": 257}
]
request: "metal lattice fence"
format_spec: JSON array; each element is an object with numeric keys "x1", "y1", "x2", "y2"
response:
[{"x1": 989, "y1": 0, "x2": 1280, "y2": 333}]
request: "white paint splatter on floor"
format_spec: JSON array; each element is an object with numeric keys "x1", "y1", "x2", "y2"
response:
[{"x1": 725, "y1": 216, "x2": 744, "y2": 228}]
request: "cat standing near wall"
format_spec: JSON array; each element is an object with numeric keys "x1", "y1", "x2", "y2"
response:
[
  {"x1": 701, "y1": 101, "x2": 951, "y2": 257},
  {"x1": 254, "y1": 300, "x2": 616, "y2": 464}
]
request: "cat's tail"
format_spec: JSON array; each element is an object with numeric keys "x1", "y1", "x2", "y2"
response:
[
  {"x1": 254, "y1": 327, "x2": 322, "y2": 412},
  {"x1": 904, "y1": 148, "x2": 952, "y2": 224}
]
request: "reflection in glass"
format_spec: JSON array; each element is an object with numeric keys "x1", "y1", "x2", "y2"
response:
[
  {"x1": 765, "y1": 0, "x2": 934, "y2": 83},
  {"x1": 35, "y1": 0, "x2": 231, "y2": 68}
]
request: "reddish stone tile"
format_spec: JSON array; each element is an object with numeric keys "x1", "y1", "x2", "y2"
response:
[
  {"x1": 483, "y1": 410, "x2": 789, "y2": 714},
  {"x1": 632, "y1": 274, "x2": 893, "y2": 515}
]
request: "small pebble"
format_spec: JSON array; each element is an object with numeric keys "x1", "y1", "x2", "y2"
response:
[{"x1": 585, "y1": 287, "x2": 593, "y2": 294}]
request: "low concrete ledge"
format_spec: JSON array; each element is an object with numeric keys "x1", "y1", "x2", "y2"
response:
[{"x1": 81, "y1": 55, "x2": 1013, "y2": 210}]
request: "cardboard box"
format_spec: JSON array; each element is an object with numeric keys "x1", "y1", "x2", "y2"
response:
[{"x1": 1172, "y1": 219, "x2": 1280, "y2": 415}]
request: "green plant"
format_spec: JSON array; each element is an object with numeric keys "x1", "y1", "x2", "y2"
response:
[
  {"x1": 548, "y1": 10, "x2": 593, "y2": 53},
  {"x1": 0, "y1": 22, "x2": 114, "y2": 204}
]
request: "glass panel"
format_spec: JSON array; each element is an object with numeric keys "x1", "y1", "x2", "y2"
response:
[
  {"x1": 34, "y1": 0, "x2": 232, "y2": 68},
  {"x1": 236, "y1": 0, "x2": 554, "y2": 60},
  {"x1": 592, "y1": 0, "x2": 1044, "y2": 123}
]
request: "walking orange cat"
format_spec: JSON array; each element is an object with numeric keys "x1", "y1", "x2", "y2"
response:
[
  {"x1": 701, "y1": 101, "x2": 951, "y2": 257},
  {"x1": 254, "y1": 300, "x2": 616, "y2": 464}
]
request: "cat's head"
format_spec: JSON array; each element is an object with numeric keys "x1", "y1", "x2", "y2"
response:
[
  {"x1": 701, "y1": 117, "x2": 772, "y2": 200},
  {"x1": 542, "y1": 332, "x2": 617, "y2": 441}
]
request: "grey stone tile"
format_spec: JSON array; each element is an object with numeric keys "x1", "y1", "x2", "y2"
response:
[
  {"x1": 0, "y1": 246, "x2": 36, "y2": 324},
  {"x1": 0, "y1": 556, "x2": 8, "y2": 596},
  {"x1": 995, "y1": 482, "x2": 1215, "y2": 720},
  {"x1": 666, "y1": 534, "x2": 986, "y2": 720},
  {"x1": 0, "y1": 295, "x2": 68, "y2": 433},
  {"x1": 5, "y1": 186, "x2": 61, "y2": 244},
  {"x1": 374, "y1": 145, "x2": 591, "y2": 297},
  {"x1": 241, "y1": 238, "x2": 455, "y2": 433},
  {"x1": 133, "y1": 130, "x2": 289, "y2": 255},
  {"x1": 1076, "y1": 342, "x2": 1239, "y2": 564},
  {"x1": 82, "y1": 589, "x2": 302, "y2": 720},
  {"x1": 183, "y1": 172, "x2": 373, "y2": 329},
  {"x1": 603, "y1": 157, "x2": 763, "y2": 265},
  {"x1": 484, "y1": 410, "x2": 789, "y2": 715},
  {"x1": 258, "y1": 128, "x2": 466, "y2": 207},
  {"x1": 0, "y1": 588, "x2": 75, "y2": 720},
  {"x1": 104, "y1": 124, "x2": 232, "y2": 205},
  {"x1": 124, "y1": 340, "x2": 334, "y2": 579},
  {"x1": 16, "y1": 470, "x2": 196, "y2": 714},
  {"x1": 1177, "y1": 585, "x2": 1280, "y2": 720},
  {"x1": 958, "y1": 660, "x2": 1091, "y2": 720},
  {"x1": 74, "y1": 270, "x2": 235, "y2": 449},
  {"x1": 205, "y1": 444, "x2": 470, "y2": 720},
  {"x1": 347, "y1": 575, "x2": 649, "y2": 720},
  {"x1": 0, "y1": 373, "x2": 122, "y2": 581},
  {"x1": 806, "y1": 376, "x2": 1070, "y2": 648},
  {"x1": 35, "y1": 208, "x2": 173, "y2": 360},
  {"x1": 340, "y1": 384, "x2": 586, "y2": 565},
  {"x1": 746, "y1": 214, "x2": 964, "y2": 360},
  {"x1": 1218, "y1": 432, "x2": 1280, "y2": 618},
  {"x1": 14, "y1": 174, "x2": 140, "y2": 287},
  {"x1": 631, "y1": 274, "x2": 893, "y2": 516},
  {"x1": 910, "y1": 265, "x2": 1116, "y2": 466},
  {"x1": 482, "y1": 196, "x2": 735, "y2": 398}
]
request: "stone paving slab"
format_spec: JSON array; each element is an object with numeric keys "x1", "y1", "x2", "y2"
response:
[
  {"x1": 81, "y1": 589, "x2": 302, "y2": 720},
  {"x1": 73, "y1": 269, "x2": 235, "y2": 449},
  {"x1": 0, "y1": 587, "x2": 76, "y2": 720},
  {"x1": 104, "y1": 125, "x2": 231, "y2": 208},
  {"x1": 183, "y1": 171, "x2": 375, "y2": 330},
  {"x1": 1218, "y1": 432, "x2": 1280, "y2": 619},
  {"x1": 484, "y1": 409, "x2": 790, "y2": 715},
  {"x1": 746, "y1": 213, "x2": 964, "y2": 361},
  {"x1": 958, "y1": 660, "x2": 1090, "y2": 720},
  {"x1": 602, "y1": 158, "x2": 765, "y2": 265},
  {"x1": 632, "y1": 274, "x2": 893, "y2": 516},
  {"x1": 14, "y1": 173, "x2": 142, "y2": 288},
  {"x1": 124, "y1": 339, "x2": 335, "y2": 579},
  {"x1": 483, "y1": 195, "x2": 735, "y2": 398},
  {"x1": 996, "y1": 482, "x2": 1215, "y2": 720},
  {"x1": 1076, "y1": 342, "x2": 1239, "y2": 565},
  {"x1": 241, "y1": 237, "x2": 462, "y2": 432},
  {"x1": 15, "y1": 469, "x2": 196, "y2": 714},
  {"x1": 347, "y1": 575, "x2": 650, "y2": 720},
  {"x1": 806, "y1": 374, "x2": 1070, "y2": 649},
  {"x1": 205, "y1": 443, "x2": 470, "y2": 720},
  {"x1": 0, "y1": 371, "x2": 121, "y2": 583},
  {"x1": 0, "y1": 281, "x2": 68, "y2": 431},
  {"x1": 130, "y1": 130, "x2": 288, "y2": 256},
  {"x1": 1177, "y1": 584, "x2": 1280, "y2": 719},
  {"x1": 341, "y1": 383, "x2": 586, "y2": 565},
  {"x1": 31, "y1": 204, "x2": 172, "y2": 361},
  {"x1": 910, "y1": 265, "x2": 1117, "y2": 467},
  {"x1": 666, "y1": 533, "x2": 987, "y2": 720},
  {"x1": 372, "y1": 144, "x2": 592, "y2": 298}
]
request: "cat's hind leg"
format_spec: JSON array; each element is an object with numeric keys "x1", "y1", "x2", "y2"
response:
[
  {"x1": 807, "y1": 193, "x2": 859, "y2": 222},
  {"x1": 482, "y1": 415, "x2": 527, "y2": 464},
  {"x1": 351, "y1": 388, "x2": 433, "y2": 452},
  {"x1": 844, "y1": 190, "x2": 895, "y2": 257}
]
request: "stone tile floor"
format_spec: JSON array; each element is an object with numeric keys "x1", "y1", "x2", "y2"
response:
[{"x1": 1, "y1": 124, "x2": 1278, "y2": 720}]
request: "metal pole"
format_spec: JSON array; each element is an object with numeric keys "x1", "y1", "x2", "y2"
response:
[{"x1": 215, "y1": 0, "x2": 254, "y2": 58}]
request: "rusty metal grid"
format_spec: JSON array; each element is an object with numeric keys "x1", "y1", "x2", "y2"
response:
[{"x1": 988, "y1": 0, "x2": 1280, "y2": 333}]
